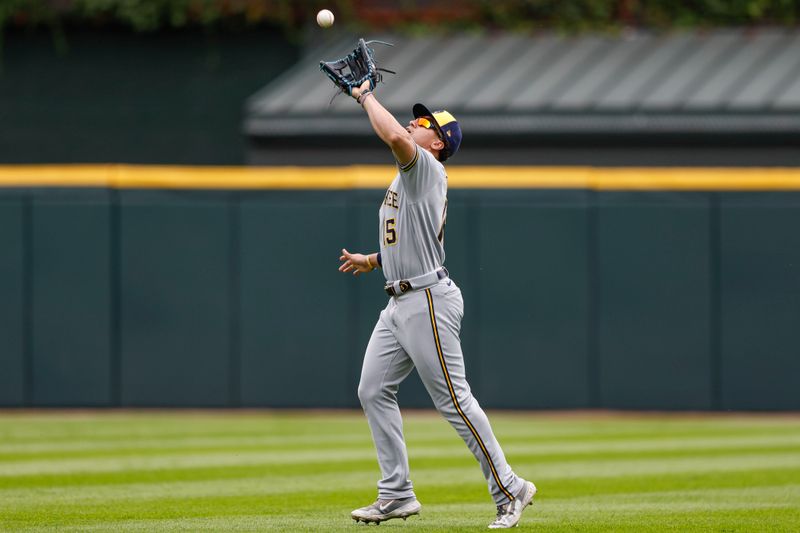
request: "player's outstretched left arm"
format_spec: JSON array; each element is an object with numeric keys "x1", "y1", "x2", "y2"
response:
[{"x1": 339, "y1": 248, "x2": 380, "y2": 276}]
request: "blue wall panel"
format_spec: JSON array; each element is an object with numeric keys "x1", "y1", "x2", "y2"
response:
[
  {"x1": 0, "y1": 199, "x2": 24, "y2": 406},
  {"x1": 239, "y1": 193, "x2": 352, "y2": 407},
  {"x1": 120, "y1": 194, "x2": 231, "y2": 406},
  {"x1": 596, "y1": 194, "x2": 712, "y2": 409},
  {"x1": 478, "y1": 191, "x2": 591, "y2": 408},
  {"x1": 31, "y1": 196, "x2": 112, "y2": 406},
  {"x1": 720, "y1": 194, "x2": 800, "y2": 410}
]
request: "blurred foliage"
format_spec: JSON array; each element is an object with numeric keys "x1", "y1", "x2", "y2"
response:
[
  {"x1": 0, "y1": 0, "x2": 797, "y2": 34},
  {"x1": 477, "y1": 0, "x2": 800, "y2": 31},
  {"x1": 0, "y1": 1, "x2": 328, "y2": 32}
]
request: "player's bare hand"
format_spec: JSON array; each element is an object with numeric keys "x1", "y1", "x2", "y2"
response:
[
  {"x1": 350, "y1": 80, "x2": 372, "y2": 100},
  {"x1": 339, "y1": 248, "x2": 373, "y2": 276}
]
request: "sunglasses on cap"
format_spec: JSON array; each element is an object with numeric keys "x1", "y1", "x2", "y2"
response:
[{"x1": 417, "y1": 117, "x2": 443, "y2": 141}]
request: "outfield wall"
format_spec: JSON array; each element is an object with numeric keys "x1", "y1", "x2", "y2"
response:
[{"x1": 1, "y1": 166, "x2": 799, "y2": 410}]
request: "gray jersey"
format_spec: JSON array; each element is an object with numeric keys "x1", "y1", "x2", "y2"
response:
[
  {"x1": 359, "y1": 142, "x2": 530, "y2": 513},
  {"x1": 379, "y1": 147, "x2": 448, "y2": 282},
  {"x1": 356, "y1": 110, "x2": 533, "y2": 519}
]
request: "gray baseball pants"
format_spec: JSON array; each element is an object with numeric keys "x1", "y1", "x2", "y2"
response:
[{"x1": 358, "y1": 277, "x2": 525, "y2": 505}]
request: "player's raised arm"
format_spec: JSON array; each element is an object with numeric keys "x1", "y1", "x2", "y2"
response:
[
  {"x1": 320, "y1": 39, "x2": 414, "y2": 165},
  {"x1": 319, "y1": 39, "x2": 457, "y2": 167},
  {"x1": 351, "y1": 80, "x2": 416, "y2": 167}
]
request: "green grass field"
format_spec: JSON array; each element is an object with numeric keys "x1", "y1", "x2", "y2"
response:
[{"x1": 0, "y1": 410, "x2": 798, "y2": 532}]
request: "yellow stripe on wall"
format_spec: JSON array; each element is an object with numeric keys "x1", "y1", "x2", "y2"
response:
[
  {"x1": 590, "y1": 168, "x2": 800, "y2": 191},
  {"x1": 0, "y1": 165, "x2": 389, "y2": 189},
  {"x1": 0, "y1": 165, "x2": 799, "y2": 190}
]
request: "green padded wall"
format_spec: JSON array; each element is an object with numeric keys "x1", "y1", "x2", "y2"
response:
[
  {"x1": 478, "y1": 190, "x2": 591, "y2": 408},
  {"x1": 119, "y1": 193, "x2": 231, "y2": 406},
  {"x1": 31, "y1": 195, "x2": 112, "y2": 406},
  {"x1": 720, "y1": 193, "x2": 800, "y2": 410},
  {"x1": 0, "y1": 199, "x2": 25, "y2": 406},
  {"x1": 239, "y1": 192, "x2": 352, "y2": 407},
  {"x1": 595, "y1": 193, "x2": 713, "y2": 409}
]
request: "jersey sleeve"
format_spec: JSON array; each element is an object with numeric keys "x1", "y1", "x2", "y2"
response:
[{"x1": 397, "y1": 146, "x2": 444, "y2": 200}]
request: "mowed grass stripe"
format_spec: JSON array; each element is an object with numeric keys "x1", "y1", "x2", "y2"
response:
[
  {"x1": 2, "y1": 455, "x2": 799, "y2": 512},
  {"x1": 1, "y1": 438, "x2": 798, "y2": 477},
  {"x1": 0, "y1": 412, "x2": 381, "y2": 441},
  {"x1": 0, "y1": 416, "x2": 369, "y2": 443},
  {"x1": 1, "y1": 445, "x2": 799, "y2": 491},
  {"x1": 1, "y1": 431, "x2": 798, "y2": 463},
  {"x1": 4, "y1": 448, "x2": 800, "y2": 493},
  {"x1": 0, "y1": 412, "x2": 798, "y2": 532},
  {"x1": 2, "y1": 412, "x2": 796, "y2": 443},
  {"x1": 15, "y1": 505, "x2": 796, "y2": 533},
  {"x1": 3, "y1": 456, "x2": 800, "y2": 502},
  {"x1": 4, "y1": 483, "x2": 799, "y2": 532},
  {"x1": 2, "y1": 462, "x2": 799, "y2": 511},
  {"x1": 0, "y1": 432, "x2": 374, "y2": 455},
  {"x1": 11, "y1": 507, "x2": 800, "y2": 533},
  {"x1": 3, "y1": 479, "x2": 797, "y2": 520}
]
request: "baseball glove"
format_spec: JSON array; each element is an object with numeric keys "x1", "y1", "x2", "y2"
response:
[{"x1": 320, "y1": 38, "x2": 395, "y2": 98}]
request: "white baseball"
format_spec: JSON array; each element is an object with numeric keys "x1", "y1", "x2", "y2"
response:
[{"x1": 316, "y1": 9, "x2": 334, "y2": 28}]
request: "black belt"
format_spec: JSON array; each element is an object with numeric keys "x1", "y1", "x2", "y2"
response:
[{"x1": 384, "y1": 268, "x2": 447, "y2": 297}]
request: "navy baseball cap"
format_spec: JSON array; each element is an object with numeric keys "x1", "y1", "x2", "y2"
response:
[{"x1": 413, "y1": 103, "x2": 462, "y2": 162}]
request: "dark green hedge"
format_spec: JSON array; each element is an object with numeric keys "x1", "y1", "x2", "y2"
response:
[
  {"x1": 2, "y1": 0, "x2": 798, "y2": 33},
  {"x1": 478, "y1": 0, "x2": 799, "y2": 31},
  {"x1": 0, "y1": 0, "x2": 321, "y2": 33}
]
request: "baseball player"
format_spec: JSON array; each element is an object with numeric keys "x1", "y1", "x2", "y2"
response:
[{"x1": 337, "y1": 79, "x2": 537, "y2": 529}]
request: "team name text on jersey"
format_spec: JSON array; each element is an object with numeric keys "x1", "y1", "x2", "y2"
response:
[{"x1": 383, "y1": 189, "x2": 399, "y2": 209}]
